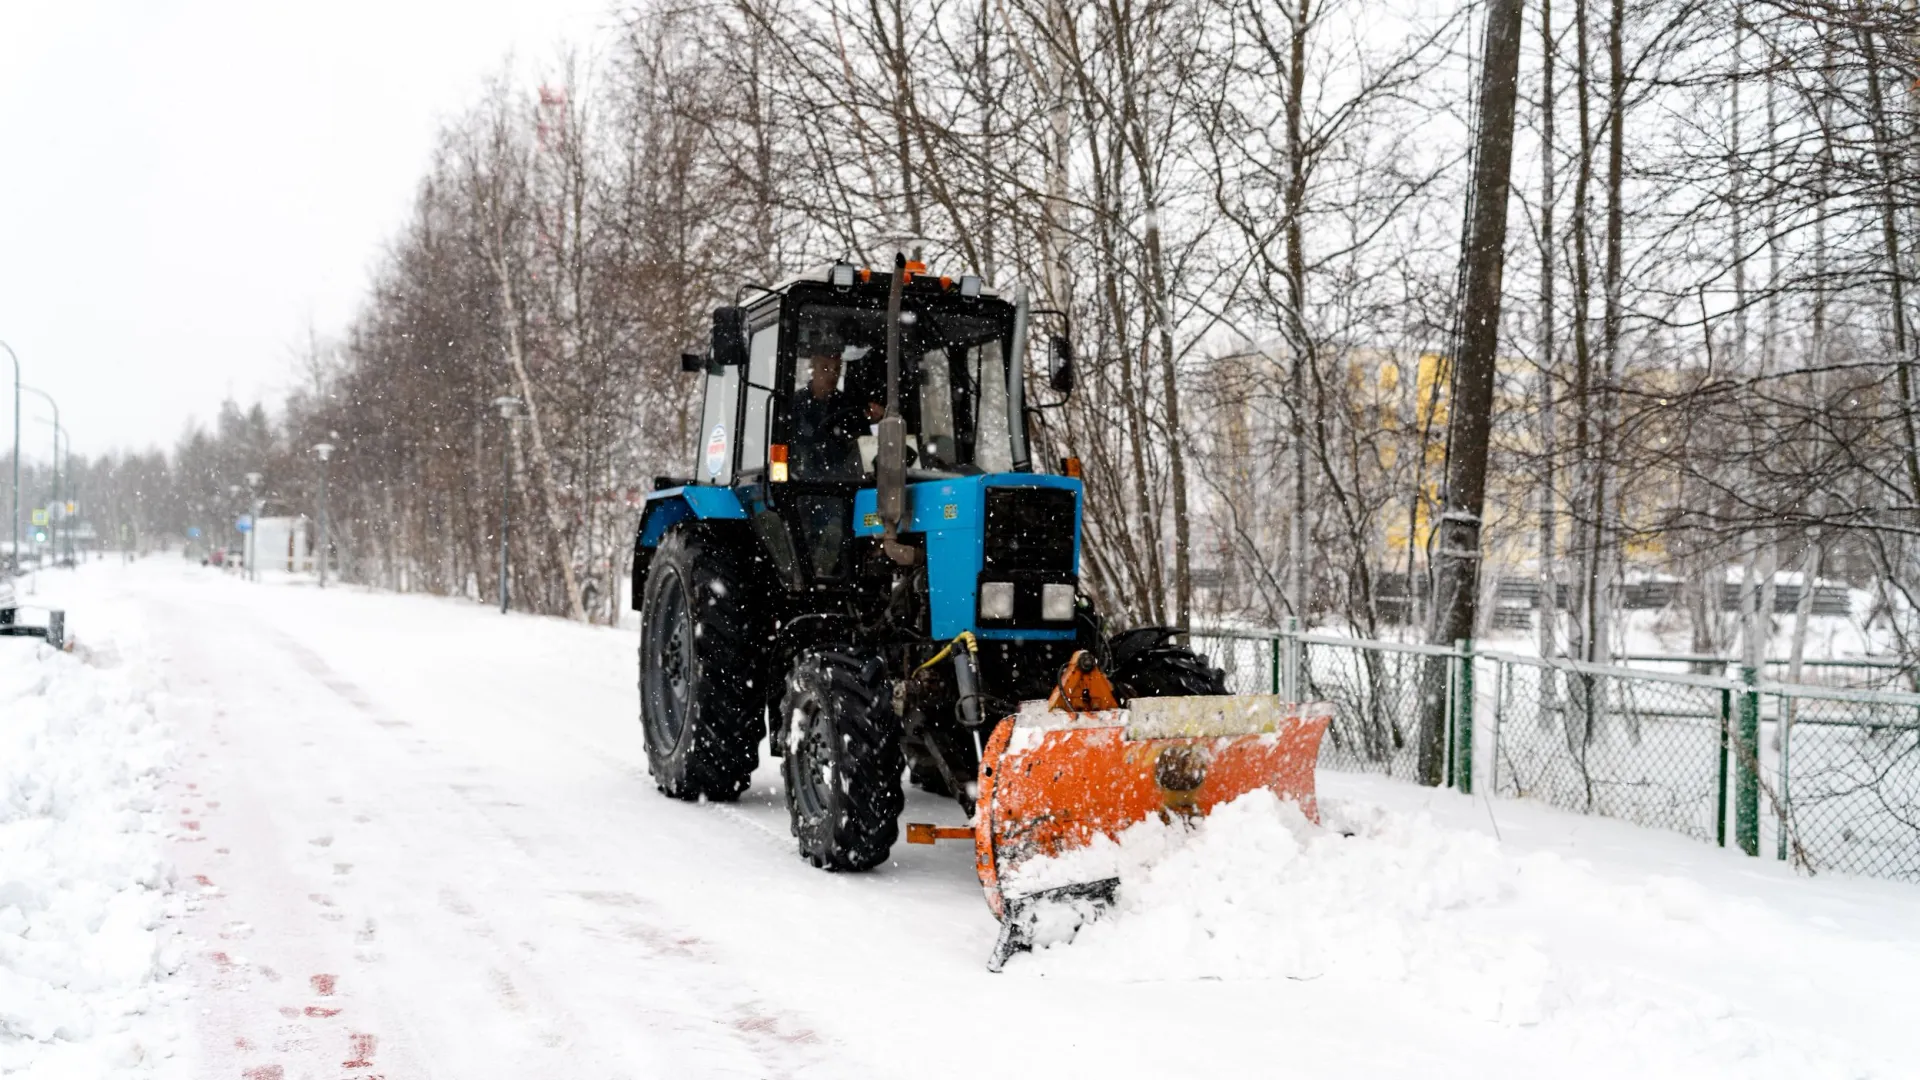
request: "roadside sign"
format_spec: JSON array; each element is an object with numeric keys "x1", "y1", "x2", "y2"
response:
[
  {"x1": 187, "y1": 527, "x2": 202, "y2": 539},
  {"x1": 64, "y1": 501, "x2": 75, "y2": 515},
  {"x1": 236, "y1": 516, "x2": 253, "y2": 534},
  {"x1": 29, "y1": 508, "x2": 47, "y2": 526}
]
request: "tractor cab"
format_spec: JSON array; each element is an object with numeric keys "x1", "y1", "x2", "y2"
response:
[{"x1": 650, "y1": 260, "x2": 1079, "y2": 626}]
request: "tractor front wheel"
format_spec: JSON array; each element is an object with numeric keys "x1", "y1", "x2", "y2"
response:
[
  {"x1": 638, "y1": 526, "x2": 764, "y2": 801},
  {"x1": 780, "y1": 650, "x2": 904, "y2": 871}
]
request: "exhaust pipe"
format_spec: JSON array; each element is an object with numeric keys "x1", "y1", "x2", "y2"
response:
[{"x1": 877, "y1": 252, "x2": 915, "y2": 565}]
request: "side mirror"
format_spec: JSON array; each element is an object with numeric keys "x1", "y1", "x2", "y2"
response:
[
  {"x1": 680, "y1": 345, "x2": 707, "y2": 373},
  {"x1": 1048, "y1": 335, "x2": 1075, "y2": 394},
  {"x1": 711, "y1": 306, "x2": 749, "y2": 368}
]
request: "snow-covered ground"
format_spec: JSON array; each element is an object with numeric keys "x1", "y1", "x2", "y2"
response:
[
  {"x1": 5, "y1": 557, "x2": 1919, "y2": 1078},
  {"x1": 0, "y1": 576, "x2": 181, "y2": 1077}
]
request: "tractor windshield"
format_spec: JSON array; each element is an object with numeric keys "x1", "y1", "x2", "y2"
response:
[{"x1": 789, "y1": 301, "x2": 1015, "y2": 480}]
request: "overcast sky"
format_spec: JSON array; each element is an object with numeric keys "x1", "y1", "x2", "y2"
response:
[{"x1": 0, "y1": 1, "x2": 615, "y2": 460}]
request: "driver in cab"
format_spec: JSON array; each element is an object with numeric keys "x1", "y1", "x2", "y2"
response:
[{"x1": 790, "y1": 333, "x2": 884, "y2": 480}]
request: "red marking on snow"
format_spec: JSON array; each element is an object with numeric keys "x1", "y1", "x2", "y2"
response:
[
  {"x1": 310, "y1": 974, "x2": 336, "y2": 996},
  {"x1": 277, "y1": 1006, "x2": 299, "y2": 1019},
  {"x1": 304, "y1": 1006, "x2": 341, "y2": 1018},
  {"x1": 206, "y1": 800, "x2": 221, "y2": 808},
  {"x1": 734, "y1": 1013, "x2": 821, "y2": 1044},
  {"x1": 194, "y1": 874, "x2": 214, "y2": 887},
  {"x1": 209, "y1": 951, "x2": 233, "y2": 969},
  {"x1": 233, "y1": 1037, "x2": 252, "y2": 1051},
  {"x1": 342, "y1": 1033, "x2": 376, "y2": 1068},
  {"x1": 183, "y1": 820, "x2": 201, "y2": 831},
  {"x1": 186, "y1": 782, "x2": 198, "y2": 790},
  {"x1": 240, "y1": 1067, "x2": 283, "y2": 1080}
]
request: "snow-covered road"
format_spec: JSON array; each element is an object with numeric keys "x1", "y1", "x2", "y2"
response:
[{"x1": 9, "y1": 558, "x2": 1920, "y2": 1078}]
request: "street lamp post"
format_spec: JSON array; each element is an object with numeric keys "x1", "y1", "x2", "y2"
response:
[
  {"x1": 492, "y1": 397, "x2": 522, "y2": 614},
  {"x1": 2, "y1": 341, "x2": 19, "y2": 575},
  {"x1": 19, "y1": 386, "x2": 58, "y2": 568},
  {"x1": 312, "y1": 442, "x2": 334, "y2": 588},
  {"x1": 245, "y1": 471, "x2": 262, "y2": 582}
]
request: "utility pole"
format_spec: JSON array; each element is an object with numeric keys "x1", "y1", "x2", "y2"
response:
[
  {"x1": 1418, "y1": 0, "x2": 1527, "y2": 786},
  {"x1": 492, "y1": 397, "x2": 522, "y2": 613},
  {"x1": 312, "y1": 442, "x2": 334, "y2": 587}
]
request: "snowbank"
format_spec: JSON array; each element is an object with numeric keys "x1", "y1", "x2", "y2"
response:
[
  {"x1": 0, "y1": 637, "x2": 181, "y2": 1076},
  {"x1": 1013, "y1": 789, "x2": 1905, "y2": 1078}
]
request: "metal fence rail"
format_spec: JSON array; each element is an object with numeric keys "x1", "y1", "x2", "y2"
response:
[{"x1": 1182, "y1": 625, "x2": 1920, "y2": 885}]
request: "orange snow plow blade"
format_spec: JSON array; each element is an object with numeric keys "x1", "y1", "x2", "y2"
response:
[{"x1": 970, "y1": 655, "x2": 1331, "y2": 969}]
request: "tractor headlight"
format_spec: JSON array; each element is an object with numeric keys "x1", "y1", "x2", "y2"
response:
[
  {"x1": 980, "y1": 581, "x2": 1015, "y2": 621},
  {"x1": 1042, "y1": 583, "x2": 1076, "y2": 622}
]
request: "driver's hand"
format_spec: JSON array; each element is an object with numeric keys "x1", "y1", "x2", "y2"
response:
[{"x1": 866, "y1": 402, "x2": 885, "y2": 421}]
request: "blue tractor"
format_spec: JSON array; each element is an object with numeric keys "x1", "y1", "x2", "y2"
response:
[{"x1": 631, "y1": 256, "x2": 1225, "y2": 872}]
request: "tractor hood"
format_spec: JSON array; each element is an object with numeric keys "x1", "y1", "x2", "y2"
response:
[{"x1": 853, "y1": 474, "x2": 1082, "y2": 641}]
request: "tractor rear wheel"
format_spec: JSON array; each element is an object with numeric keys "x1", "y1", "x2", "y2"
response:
[
  {"x1": 1107, "y1": 627, "x2": 1228, "y2": 700},
  {"x1": 638, "y1": 526, "x2": 764, "y2": 801},
  {"x1": 780, "y1": 650, "x2": 904, "y2": 870}
]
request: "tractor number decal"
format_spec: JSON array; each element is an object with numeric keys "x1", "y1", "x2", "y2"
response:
[
  {"x1": 943, "y1": 504, "x2": 959, "y2": 520},
  {"x1": 705, "y1": 424, "x2": 728, "y2": 478},
  {"x1": 863, "y1": 513, "x2": 880, "y2": 527}
]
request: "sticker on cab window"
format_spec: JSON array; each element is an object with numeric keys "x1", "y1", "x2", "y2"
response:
[{"x1": 705, "y1": 424, "x2": 728, "y2": 478}]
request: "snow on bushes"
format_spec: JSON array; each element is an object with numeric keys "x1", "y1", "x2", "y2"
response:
[{"x1": 0, "y1": 639, "x2": 180, "y2": 1075}]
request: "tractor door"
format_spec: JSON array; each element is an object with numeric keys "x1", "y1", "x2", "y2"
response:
[{"x1": 696, "y1": 361, "x2": 740, "y2": 486}]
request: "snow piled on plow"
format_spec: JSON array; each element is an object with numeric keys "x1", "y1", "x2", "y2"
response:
[
  {"x1": 1012, "y1": 789, "x2": 1910, "y2": 1079},
  {"x1": 0, "y1": 637, "x2": 182, "y2": 1076}
]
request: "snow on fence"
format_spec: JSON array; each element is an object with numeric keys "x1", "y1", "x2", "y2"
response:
[{"x1": 1187, "y1": 627, "x2": 1920, "y2": 884}]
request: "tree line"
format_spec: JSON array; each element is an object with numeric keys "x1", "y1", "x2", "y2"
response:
[{"x1": 39, "y1": 0, "x2": 1920, "y2": 671}]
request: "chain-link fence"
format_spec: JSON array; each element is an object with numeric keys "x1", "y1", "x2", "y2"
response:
[
  {"x1": 1190, "y1": 629, "x2": 1463, "y2": 784},
  {"x1": 1181, "y1": 628, "x2": 1920, "y2": 884},
  {"x1": 1768, "y1": 684, "x2": 1920, "y2": 881},
  {"x1": 1486, "y1": 654, "x2": 1739, "y2": 846}
]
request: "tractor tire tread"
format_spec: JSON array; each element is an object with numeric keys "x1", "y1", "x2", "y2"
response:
[
  {"x1": 639, "y1": 526, "x2": 765, "y2": 802},
  {"x1": 1107, "y1": 627, "x2": 1229, "y2": 700},
  {"x1": 781, "y1": 649, "x2": 904, "y2": 871}
]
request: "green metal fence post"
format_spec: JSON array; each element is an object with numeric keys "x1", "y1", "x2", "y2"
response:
[
  {"x1": 1776, "y1": 690, "x2": 1791, "y2": 863},
  {"x1": 1455, "y1": 638, "x2": 1474, "y2": 794},
  {"x1": 1271, "y1": 636, "x2": 1282, "y2": 696},
  {"x1": 1728, "y1": 684, "x2": 1743, "y2": 845},
  {"x1": 1737, "y1": 666, "x2": 1760, "y2": 857},
  {"x1": 1489, "y1": 653, "x2": 1505, "y2": 795}
]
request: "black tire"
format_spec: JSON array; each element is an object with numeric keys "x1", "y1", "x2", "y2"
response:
[
  {"x1": 1107, "y1": 627, "x2": 1228, "y2": 700},
  {"x1": 638, "y1": 526, "x2": 765, "y2": 801},
  {"x1": 780, "y1": 649, "x2": 904, "y2": 870}
]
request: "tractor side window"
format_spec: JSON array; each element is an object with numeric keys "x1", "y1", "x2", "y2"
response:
[
  {"x1": 697, "y1": 363, "x2": 740, "y2": 485},
  {"x1": 740, "y1": 323, "x2": 778, "y2": 472}
]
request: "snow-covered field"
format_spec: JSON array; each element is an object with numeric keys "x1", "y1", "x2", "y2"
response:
[{"x1": 4, "y1": 557, "x2": 1919, "y2": 1078}]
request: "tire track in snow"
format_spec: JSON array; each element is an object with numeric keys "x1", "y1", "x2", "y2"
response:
[{"x1": 251, "y1": 617, "x2": 843, "y2": 1078}]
